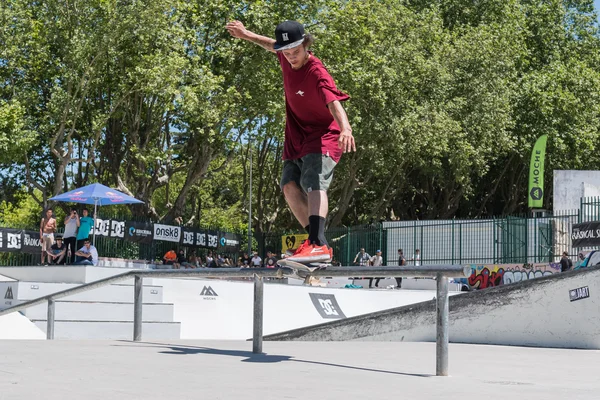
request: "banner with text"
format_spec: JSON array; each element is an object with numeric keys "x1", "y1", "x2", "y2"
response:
[
  {"x1": 153, "y1": 224, "x2": 181, "y2": 243},
  {"x1": 218, "y1": 231, "x2": 241, "y2": 253},
  {"x1": 124, "y1": 221, "x2": 154, "y2": 244},
  {"x1": 571, "y1": 221, "x2": 600, "y2": 247},
  {"x1": 0, "y1": 229, "x2": 41, "y2": 254},
  {"x1": 528, "y1": 134, "x2": 547, "y2": 208}
]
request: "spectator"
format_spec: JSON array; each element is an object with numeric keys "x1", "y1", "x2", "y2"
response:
[
  {"x1": 63, "y1": 208, "x2": 80, "y2": 264},
  {"x1": 74, "y1": 240, "x2": 98, "y2": 266},
  {"x1": 163, "y1": 248, "x2": 178, "y2": 268},
  {"x1": 177, "y1": 249, "x2": 192, "y2": 269},
  {"x1": 369, "y1": 250, "x2": 384, "y2": 288},
  {"x1": 48, "y1": 236, "x2": 67, "y2": 265},
  {"x1": 560, "y1": 252, "x2": 573, "y2": 272},
  {"x1": 206, "y1": 251, "x2": 218, "y2": 268},
  {"x1": 239, "y1": 252, "x2": 251, "y2": 267},
  {"x1": 188, "y1": 251, "x2": 201, "y2": 268},
  {"x1": 395, "y1": 249, "x2": 406, "y2": 289},
  {"x1": 251, "y1": 251, "x2": 262, "y2": 267},
  {"x1": 575, "y1": 252, "x2": 586, "y2": 268},
  {"x1": 264, "y1": 251, "x2": 278, "y2": 268},
  {"x1": 76, "y1": 209, "x2": 94, "y2": 250},
  {"x1": 39, "y1": 208, "x2": 57, "y2": 265},
  {"x1": 353, "y1": 248, "x2": 371, "y2": 266},
  {"x1": 217, "y1": 254, "x2": 227, "y2": 267}
]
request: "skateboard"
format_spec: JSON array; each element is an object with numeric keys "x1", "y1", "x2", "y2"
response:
[{"x1": 276, "y1": 259, "x2": 330, "y2": 283}]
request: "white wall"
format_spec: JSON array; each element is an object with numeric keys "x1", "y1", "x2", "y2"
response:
[
  {"x1": 553, "y1": 170, "x2": 600, "y2": 212},
  {"x1": 154, "y1": 278, "x2": 449, "y2": 340}
]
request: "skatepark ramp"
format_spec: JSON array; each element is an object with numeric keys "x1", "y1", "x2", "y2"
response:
[{"x1": 264, "y1": 265, "x2": 600, "y2": 349}]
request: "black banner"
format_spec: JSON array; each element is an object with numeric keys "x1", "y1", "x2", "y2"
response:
[
  {"x1": 206, "y1": 230, "x2": 219, "y2": 249},
  {"x1": 0, "y1": 229, "x2": 41, "y2": 254},
  {"x1": 181, "y1": 227, "x2": 198, "y2": 247},
  {"x1": 21, "y1": 231, "x2": 42, "y2": 254},
  {"x1": 0, "y1": 229, "x2": 23, "y2": 253},
  {"x1": 124, "y1": 221, "x2": 154, "y2": 244},
  {"x1": 571, "y1": 222, "x2": 600, "y2": 247},
  {"x1": 218, "y1": 231, "x2": 241, "y2": 253}
]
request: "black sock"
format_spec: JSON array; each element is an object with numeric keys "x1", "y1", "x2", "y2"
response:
[{"x1": 308, "y1": 215, "x2": 328, "y2": 247}]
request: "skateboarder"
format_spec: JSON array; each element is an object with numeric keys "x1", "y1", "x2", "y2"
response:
[{"x1": 226, "y1": 19, "x2": 355, "y2": 264}]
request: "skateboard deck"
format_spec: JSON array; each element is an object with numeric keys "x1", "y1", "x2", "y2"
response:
[{"x1": 276, "y1": 259, "x2": 330, "y2": 282}]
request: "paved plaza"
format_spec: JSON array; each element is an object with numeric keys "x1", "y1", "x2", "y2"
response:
[{"x1": 0, "y1": 340, "x2": 598, "y2": 400}]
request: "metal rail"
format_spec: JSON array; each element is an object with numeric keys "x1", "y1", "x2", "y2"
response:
[{"x1": 0, "y1": 265, "x2": 469, "y2": 376}]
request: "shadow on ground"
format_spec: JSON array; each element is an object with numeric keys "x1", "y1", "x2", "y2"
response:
[{"x1": 113, "y1": 341, "x2": 432, "y2": 378}]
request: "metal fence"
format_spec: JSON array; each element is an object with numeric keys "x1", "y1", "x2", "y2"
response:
[
  {"x1": 259, "y1": 207, "x2": 596, "y2": 267},
  {"x1": 383, "y1": 211, "x2": 581, "y2": 266}
]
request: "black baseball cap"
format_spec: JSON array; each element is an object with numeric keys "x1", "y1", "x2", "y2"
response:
[{"x1": 273, "y1": 20, "x2": 305, "y2": 51}]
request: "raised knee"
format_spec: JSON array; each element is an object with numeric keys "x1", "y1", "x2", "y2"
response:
[{"x1": 282, "y1": 181, "x2": 301, "y2": 197}]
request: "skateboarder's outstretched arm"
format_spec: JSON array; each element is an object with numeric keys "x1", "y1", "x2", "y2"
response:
[{"x1": 226, "y1": 20, "x2": 276, "y2": 53}]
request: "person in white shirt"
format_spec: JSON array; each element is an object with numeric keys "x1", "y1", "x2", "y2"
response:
[
  {"x1": 251, "y1": 252, "x2": 262, "y2": 267},
  {"x1": 369, "y1": 250, "x2": 384, "y2": 288},
  {"x1": 74, "y1": 240, "x2": 99, "y2": 266},
  {"x1": 63, "y1": 208, "x2": 80, "y2": 264}
]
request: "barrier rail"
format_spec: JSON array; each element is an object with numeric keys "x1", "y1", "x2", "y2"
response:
[{"x1": 0, "y1": 265, "x2": 470, "y2": 376}]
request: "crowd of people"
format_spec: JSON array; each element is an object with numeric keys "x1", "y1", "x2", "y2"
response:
[
  {"x1": 160, "y1": 249, "x2": 281, "y2": 269},
  {"x1": 40, "y1": 207, "x2": 99, "y2": 266}
]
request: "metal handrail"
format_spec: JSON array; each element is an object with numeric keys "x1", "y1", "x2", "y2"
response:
[{"x1": 0, "y1": 265, "x2": 469, "y2": 376}]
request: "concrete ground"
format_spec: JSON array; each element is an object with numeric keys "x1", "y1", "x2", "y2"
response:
[{"x1": 0, "y1": 340, "x2": 598, "y2": 400}]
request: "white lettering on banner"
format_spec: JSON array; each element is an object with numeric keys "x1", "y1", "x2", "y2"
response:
[
  {"x1": 7, "y1": 233, "x2": 21, "y2": 249},
  {"x1": 183, "y1": 231, "x2": 195, "y2": 245},
  {"x1": 23, "y1": 234, "x2": 41, "y2": 248},
  {"x1": 197, "y1": 232, "x2": 206, "y2": 246},
  {"x1": 318, "y1": 299, "x2": 339, "y2": 316},
  {"x1": 110, "y1": 220, "x2": 125, "y2": 238},
  {"x1": 207, "y1": 234, "x2": 218, "y2": 248},
  {"x1": 93, "y1": 219, "x2": 110, "y2": 237},
  {"x1": 153, "y1": 224, "x2": 181, "y2": 243},
  {"x1": 0, "y1": 232, "x2": 3, "y2": 248}
]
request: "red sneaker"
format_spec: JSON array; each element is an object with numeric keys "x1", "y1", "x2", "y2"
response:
[
  {"x1": 284, "y1": 239, "x2": 310, "y2": 258},
  {"x1": 288, "y1": 242, "x2": 332, "y2": 263}
]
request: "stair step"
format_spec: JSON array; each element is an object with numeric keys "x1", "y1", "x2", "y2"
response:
[
  {"x1": 32, "y1": 320, "x2": 181, "y2": 340},
  {"x1": 24, "y1": 300, "x2": 174, "y2": 322},
  {"x1": 12, "y1": 282, "x2": 164, "y2": 303}
]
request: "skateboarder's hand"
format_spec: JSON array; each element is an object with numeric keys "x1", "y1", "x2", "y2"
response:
[
  {"x1": 226, "y1": 20, "x2": 248, "y2": 39},
  {"x1": 338, "y1": 129, "x2": 356, "y2": 153}
]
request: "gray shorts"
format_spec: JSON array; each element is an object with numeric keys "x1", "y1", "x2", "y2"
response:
[{"x1": 280, "y1": 153, "x2": 337, "y2": 193}]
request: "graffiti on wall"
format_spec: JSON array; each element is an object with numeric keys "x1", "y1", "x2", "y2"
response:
[{"x1": 467, "y1": 263, "x2": 560, "y2": 289}]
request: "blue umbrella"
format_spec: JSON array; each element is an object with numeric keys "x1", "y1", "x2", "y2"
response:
[{"x1": 49, "y1": 183, "x2": 144, "y2": 245}]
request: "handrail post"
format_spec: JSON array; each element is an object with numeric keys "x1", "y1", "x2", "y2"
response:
[
  {"x1": 133, "y1": 275, "x2": 143, "y2": 341},
  {"x1": 47, "y1": 298, "x2": 55, "y2": 340},
  {"x1": 252, "y1": 273, "x2": 264, "y2": 354},
  {"x1": 436, "y1": 272, "x2": 449, "y2": 376}
]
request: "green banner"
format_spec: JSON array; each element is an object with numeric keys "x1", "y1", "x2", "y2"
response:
[{"x1": 528, "y1": 135, "x2": 548, "y2": 208}]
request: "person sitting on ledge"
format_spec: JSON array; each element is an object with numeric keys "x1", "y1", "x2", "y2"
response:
[
  {"x1": 74, "y1": 240, "x2": 99, "y2": 266},
  {"x1": 48, "y1": 236, "x2": 67, "y2": 265},
  {"x1": 163, "y1": 248, "x2": 178, "y2": 269}
]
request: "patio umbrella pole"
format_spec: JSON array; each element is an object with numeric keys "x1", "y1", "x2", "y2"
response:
[{"x1": 93, "y1": 198, "x2": 98, "y2": 246}]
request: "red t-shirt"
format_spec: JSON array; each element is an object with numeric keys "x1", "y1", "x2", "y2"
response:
[{"x1": 277, "y1": 52, "x2": 350, "y2": 163}]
